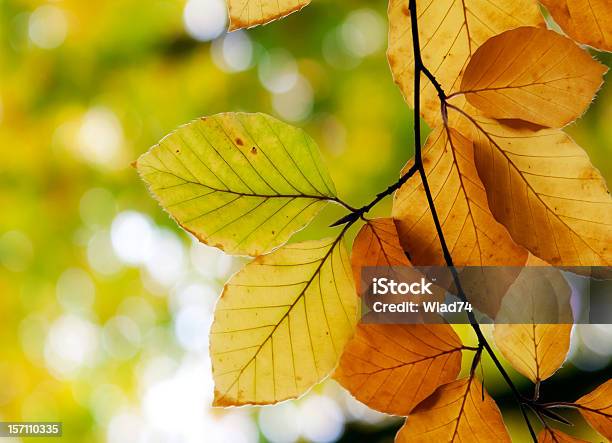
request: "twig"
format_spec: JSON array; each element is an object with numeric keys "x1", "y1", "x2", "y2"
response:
[{"x1": 406, "y1": 0, "x2": 538, "y2": 440}]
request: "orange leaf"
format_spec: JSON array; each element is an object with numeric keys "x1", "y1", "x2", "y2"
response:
[
  {"x1": 493, "y1": 263, "x2": 572, "y2": 382},
  {"x1": 538, "y1": 428, "x2": 589, "y2": 443},
  {"x1": 387, "y1": 0, "x2": 544, "y2": 127},
  {"x1": 455, "y1": 112, "x2": 612, "y2": 267},
  {"x1": 575, "y1": 379, "x2": 612, "y2": 440},
  {"x1": 459, "y1": 27, "x2": 606, "y2": 128},
  {"x1": 351, "y1": 218, "x2": 410, "y2": 293},
  {"x1": 540, "y1": 0, "x2": 612, "y2": 52},
  {"x1": 393, "y1": 127, "x2": 527, "y2": 267},
  {"x1": 227, "y1": 0, "x2": 310, "y2": 31},
  {"x1": 395, "y1": 377, "x2": 511, "y2": 442},
  {"x1": 334, "y1": 323, "x2": 462, "y2": 416}
]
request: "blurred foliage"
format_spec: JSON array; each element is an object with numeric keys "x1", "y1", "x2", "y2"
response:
[{"x1": 0, "y1": 1, "x2": 610, "y2": 442}]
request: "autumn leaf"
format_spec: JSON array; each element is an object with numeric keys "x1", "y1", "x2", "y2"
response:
[
  {"x1": 227, "y1": 0, "x2": 310, "y2": 31},
  {"x1": 453, "y1": 112, "x2": 612, "y2": 267},
  {"x1": 493, "y1": 265, "x2": 573, "y2": 383},
  {"x1": 459, "y1": 26, "x2": 607, "y2": 128},
  {"x1": 538, "y1": 428, "x2": 589, "y2": 443},
  {"x1": 351, "y1": 218, "x2": 410, "y2": 293},
  {"x1": 210, "y1": 237, "x2": 358, "y2": 406},
  {"x1": 395, "y1": 376, "x2": 511, "y2": 442},
  {"x1": 393, "y1": 127, "x2": 527, "y2": 267},
  {"x1": 540, "y1": 0, "x2": 612, "y2": 52},
  {"x1": 387, "y1": 0, "x2": 544, "y2": 126},
  {"x1": 334, "y1": 323, "x2": 462, "y2": 416},
  {"x1": 137, "y1": 112, "x2": 338, "y2": 256},
  {"x1": 575, "y1": 379, "x2": 612, "y2": 440}
]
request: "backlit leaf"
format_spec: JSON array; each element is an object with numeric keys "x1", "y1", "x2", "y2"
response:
[
  {"x1": 540, "y1": 0, "x2": 612, "y2": 52},
  {"x1": 538, "y1": 428, "x2": 588, "y2": 443},
  {"x1": 351, "y1": 218, "x2": 410, "y2": 293},
  {"x1": 137, "y1": 113, "x2": 337, "y2": 256},
  {"x1": 395, "y1": 376, "x2": 511, "y2": 442},
  {"x1": 227, "y1": 0, "x2": 310, "y2": 31},
  {"x1": 493, "y1": 264, "x2": 573, "y2": 383},
  {"x1": 455, "y1": 113, "x2": 612, "y2": 267},
  {"x1": 210, "y1": 237, "x2": 358, "y2": 406},
  {"x1": 575, "y1": 379, "x2": 612, "y2": 440},
  {"x1": 459, "y1": 27, "x2": 607, "y2": 128},
  {"x1": 387, "y1": 0, "x2": 544, "y2": 126},
  {"x1": 334, "y1": 323, "x2": 462, "y2": 416},
  {"x1": 393, "y1": 127, "x2": 527, "y2": 267}
]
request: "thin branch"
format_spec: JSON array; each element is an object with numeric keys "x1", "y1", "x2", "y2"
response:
[
  {"x1": 330, "y1": 164, "x2": 418, "y2": 226},
  {"x1": 406, "y1": 0, "x2": 538, "y2": 440}
]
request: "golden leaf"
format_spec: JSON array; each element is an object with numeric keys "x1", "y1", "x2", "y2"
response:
[
  {"x1": 459, "y1": 27, "x2": 607, "y2": 128},
  {"x1": 387, "y1": 0, "x2": 544, "y2": 126},
  {"x1": 227, "y1": 0, "x2": 310, "y2": 31},
  {"x1": 334, "y1": 323, "x2": 462, "y2": 416},
  {"x1": 351, "y1": 218, "x2": 410, "y2": 293},
  {"x1": 541, "y1": 0, "x2": 612, "y2": 52},
  {"x1": 493, "y1": 265, "x2": 573, "y2": 383},
  {"x1": 210, "y1": 237, "x2": 358, "y2": 406},
  {"x1": 575, "y1": 379, "x2": 612, "y2": 440},
  {"x1": 538, "y1": 428, "x2": 589, "y2": 443},
  {"x1": 395, "y1": 376, "x2": 511, "y2": 442},
  {"x1": 456, "y1": 113, "x2": 612, "y2": 267},
  {"x1": 393, "y1": 127, "x2": 527, "y2": 267}
]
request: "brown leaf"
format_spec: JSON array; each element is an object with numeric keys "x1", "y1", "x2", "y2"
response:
[
  {"x1": 541, "y1": 0, "x2": 612, "y2": 52},
  {"x1": 227, "y1": 0, "x2": 310, "y2": 31},
  {"x1": 459, "y1": 27, "x2": 607, "y2": 128},
  {"x1": 575, "y1": 379, "x2": 612, "y2": 440},
  {"x1": 538, "y1": 428, "x2": 589, "y2": 443},
  {"x1": 455, "y1": 112, "x2": 612, "y2": 267},
  {"x1": 351, "y1": 218, "x2": 410, "y2": 293},
  {"x1": 334, "y1": 323, "x2": 462, "y2": 416},
  {"x1": 393, "y1": 127, "x2": 527, "y2": 267},
  {"x1": 387, "y1": 0, "x2": 544, "y2": 126},
  {"x1": 395, "y1": 376, "x2": 511, "y2": 442}
]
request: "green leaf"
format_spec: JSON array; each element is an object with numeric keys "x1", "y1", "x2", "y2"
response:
[
  {"x1": 211, "y1": 237, "x2": 358, "y2": 406},
  {"x1": 136, "y1": 113, "x2": 337, "y2": 256}
]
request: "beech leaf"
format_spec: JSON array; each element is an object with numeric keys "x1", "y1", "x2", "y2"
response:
[
  {"x1": 387, "y1": 0, "x2": 544, "y2": 126},
  {"x1": 334, "y1": 323, "x2": 462, "y2": 416},
  {"x1": 456, "y1": 112, "x2": 612, "y2": 267},
  {"x1": 393, "y1": 127, "x2": 527, "y2": 267},
  {"x1": 540, "y1": 0, "x2": 612, "y2": 52},
  {"x1": 395, "y1": 376, "x2": 511, "y2": 442},
  {"x1": 493, "y1": 263, "x2": 573, "y2": 383},
  {"x1": 351, "y1": 218, "x2": 410, "y2": 293},
  {"x1": 210, "y1": 237, "x2": 358, "y2": 406},
  {"x1": 137, "y1": 113, "x2": 337, "y2": 256},
  {"x1": 459, "y1": 26, "x2": 607, "y2": 128},
  {"x1": 227, "y1": 0, "x2": 310, "y2": 31},
  {"x1": 575, "y1": 379, "x2": 612, "y2": 440}
]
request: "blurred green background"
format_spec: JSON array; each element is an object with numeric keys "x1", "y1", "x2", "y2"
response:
[{"x1": 0, "y1": 0, "x2": 610, "y2": 442}]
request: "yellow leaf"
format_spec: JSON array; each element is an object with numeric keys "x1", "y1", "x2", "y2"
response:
[
  {"x1": 538, "y1": 428, "x2": 589, "y2": 443},
  {"x1": 456, "y1": 113, "x2": 612, "y2": 267},
  {"x1": 227, "y1": 0, "x2": 310, "y2": 31},
  {"x1": 459, "y1": 27, "x2": 607, "y2": 128},
  {"x1": 387, "y1": 0, "x2": 544, "y2": 126},
  {"x1": 493, "y1": 265, "x2": 573, "y2": 383},
  {"x1": 393, "y1": 127, "x2": 527, "y2": 267},
  {"x1": 210, "y1": 237, "x2": 358, "y2": 406},
  {"x1": 351, "y1": 218, "x2": 410, "y2": 293},
  {"x1": 395, "y1": 377, "x2": 511, "y2": 442},
  {"x1": 334, "y1": 323, "x2": 463, "y2": 416},
  {"x1": 575, "y1": 379, "x2": 612, "y2": 440},
  {"x1": 541, "y1": 0, "x2": 612, "y2": 52},
  {"x1": 137, "y1": 113, "x2": 337, "y2": 256}
]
